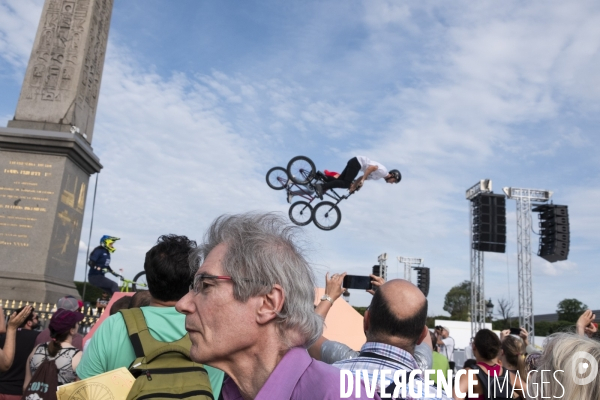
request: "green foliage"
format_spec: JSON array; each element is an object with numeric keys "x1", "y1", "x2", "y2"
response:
[
  {"x1": 492, "y1": 319, "x2": 516, "y2": 331},
  {"x1": 74, "y1": 281, "x2": 105, "y2": 304},
  {"x1": 534, "y1": 320, "x2": 574, "y2": 336},
  {"x1": 556, "y1": 299, "x2": 588, "y2": 323},
  {"x1": 443, "y1": 280, "x2": 473, "y2": 320},
  {"x1": 353, "y1": 306, "x2": 368, "y2": 316}
]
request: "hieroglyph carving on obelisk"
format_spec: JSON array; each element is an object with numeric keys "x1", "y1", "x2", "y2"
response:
[{"x1": 8, "y1": 0, "x2": 114, "y2": 142}]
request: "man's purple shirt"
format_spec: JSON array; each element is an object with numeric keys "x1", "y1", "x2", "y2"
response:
[{"x1": 221, "y1": 347, "x2": 380, "y2": 400}]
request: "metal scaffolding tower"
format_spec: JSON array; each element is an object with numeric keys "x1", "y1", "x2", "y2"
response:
[
  {"x1": 466, "y1": 180, "x2": 492, "y2": 339},
  {"x1": 377, "y1": 253, "x2": 388, "y2": 281},
  {"x1": 503, "y1": 187, "x2": 552, "y2": 345},
  {"x1": 396, "y1": 257, "x2": 423, "y2": 283}
]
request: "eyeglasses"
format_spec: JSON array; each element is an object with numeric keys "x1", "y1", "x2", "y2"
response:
[{"x1": 189, "y1": 274, "x2": 234, "y2": 294}]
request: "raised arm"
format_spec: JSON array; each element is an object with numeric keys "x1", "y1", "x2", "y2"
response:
[
  {"x1": 309, "y1": 272, "x2": 346, "y2": 360},
  {"x1": 315, "y1": 272, "x2": 346, "y2": 319},
  {"x1": 576, "y1": 310, "x2": 597, "y2": 338},
  {"x1": 366, "y1": 274, "x2": 385, "y2": 295},
  {"x1": 0, "y1": 306, "x2": 33, "y2": 371}
]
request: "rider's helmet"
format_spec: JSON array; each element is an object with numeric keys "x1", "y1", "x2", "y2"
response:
[
  {"x1": 100, "y1": 235, "x2": 120, "y2": 253},
  {"x1": 388, "y1": 169, "x2": 401, "y2": 183}
]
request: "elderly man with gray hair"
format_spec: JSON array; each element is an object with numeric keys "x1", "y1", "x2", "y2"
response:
[{"x1": 176, "y1": 212, "x2": 373, "y2": 400}]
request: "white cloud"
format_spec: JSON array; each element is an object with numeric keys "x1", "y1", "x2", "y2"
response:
[{"x1": 0, "y1": 0, "x2": 43, "y2": 70}]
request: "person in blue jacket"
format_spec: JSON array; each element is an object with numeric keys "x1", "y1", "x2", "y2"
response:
[{"x1": 88, "y1": 235, "x2": 120, "y2": 295}]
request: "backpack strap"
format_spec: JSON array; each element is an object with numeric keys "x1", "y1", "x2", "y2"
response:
[
  {"x1": 475, "y1": 367, "x2": 490, "y2": 398},
  {"x1": 120, "y1": 308, "x2": 149, "y2": 357},
  {"x1": 476, "y1": 366, "x2": 513, "y2": 399},
  {"x1": 358, "y1": 351, "x2": 398, "y2": 364},
  {"x1": 120, "y1": 308, "x2": 193, "y2": 359}
]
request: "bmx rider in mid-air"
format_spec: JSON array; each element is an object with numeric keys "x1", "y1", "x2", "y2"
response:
[{"x1": 314, "y1": 156, "x2": 400, "y2": 199}]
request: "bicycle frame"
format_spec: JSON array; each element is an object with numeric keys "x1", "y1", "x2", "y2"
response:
[
  {"x1": 280, "y1": 156, "x2": 356, "y2": 230},
  {"x1": 276, "y1": 175, "x2": 318, "y2": 204},
  {"x1": 115, "y1": 273, "x2": 147, "y2": 292},
  {"x1": 120, "y1": 277, "x2": 136, "y2": 292},
  {"x1": 280, "y1": 169, "x2": 354, "y2": 207}
]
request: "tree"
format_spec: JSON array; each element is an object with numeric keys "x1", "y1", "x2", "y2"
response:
[
  {"x1": 535, "y1": 320, "x2": 574, "y2": 336},
  {"x1": 496, "y1": 297, "x2": 515, "y2": 329},
  {"x1": 556, "y1": 299, "x2": 588, "y2": 323},
  {"x1": 443, "y1": 281, "x2": 473, "y2": 321}
]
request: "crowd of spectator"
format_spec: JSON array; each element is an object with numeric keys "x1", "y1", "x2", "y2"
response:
[{"x1": 1, "y1": 211, "x2": 599, "y2": 400}]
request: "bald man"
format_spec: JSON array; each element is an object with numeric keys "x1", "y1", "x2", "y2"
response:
[{"x1": 313, "y1": 280, "x2": 451, "y2": 399}]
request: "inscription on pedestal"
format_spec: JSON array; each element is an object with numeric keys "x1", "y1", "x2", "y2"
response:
[
  {"x1": 0, "y1": 161, "x2": 53, "y2": 248},
  {"x1": 0, "y1": 153, "x2": 87, "y2": 278}
]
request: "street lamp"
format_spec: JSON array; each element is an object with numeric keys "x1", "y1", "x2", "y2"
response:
[{"x1": 486, "y1": 299, "x2": 494, "y2": 320}]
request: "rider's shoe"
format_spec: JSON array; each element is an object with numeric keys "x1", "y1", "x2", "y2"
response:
[
  {"x1": 287, "y1": 191, "x2": 293, "y2": 204},
  {"x1": 315, "y1": 183, "x2": 324, "y2": 200}
]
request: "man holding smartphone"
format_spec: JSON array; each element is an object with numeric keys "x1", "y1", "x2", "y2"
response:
[
  {"x1": 309, "y1": 274, "x2": 449, "y2": 399},
  {"x1": 435, "y1": 326, "x2": 455, "y2": 370}
]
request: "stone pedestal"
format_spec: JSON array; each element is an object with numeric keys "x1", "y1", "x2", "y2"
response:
[{"x1": 0, "y1": 127, "x2": 102, "y2": 303}]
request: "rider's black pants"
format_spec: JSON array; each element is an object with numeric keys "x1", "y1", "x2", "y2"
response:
[
  {"x1": 321, "y1": 157, "x2": 361, "y2": 191},
  {"x1": 88, "y1": 274, "x2": 119, "y2": 295}
]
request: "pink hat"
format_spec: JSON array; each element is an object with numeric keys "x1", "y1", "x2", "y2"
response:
[{"x1": 49, "y1": 308, "x2": 84, "y2": 335}]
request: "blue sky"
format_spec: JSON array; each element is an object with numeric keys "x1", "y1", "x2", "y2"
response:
[{"x1": 1, "y1": 0, "x2": 599, "y2": 317}]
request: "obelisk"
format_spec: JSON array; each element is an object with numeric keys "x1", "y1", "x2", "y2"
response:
[{"x1": 0, "y1": 0, "x2": 112, "y2": 303}]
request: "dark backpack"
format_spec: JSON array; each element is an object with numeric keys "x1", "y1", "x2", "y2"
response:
[
  {"x1": 120, "y1": 308, "x2": 214, "y2": 400},
  {"x1": 475, "y1": 366, "x2": 513, "y2": 400},
  {"x1": 21, "y1": 348, "x2": 59, "y2": 400}
]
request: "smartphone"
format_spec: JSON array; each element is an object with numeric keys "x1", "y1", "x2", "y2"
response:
[
  {"x1": 509, "y1": 327, "x2": 521, "y2": 336},
  {"x1": 343, "y1": 275, "x2": 372, "y2": 290}
]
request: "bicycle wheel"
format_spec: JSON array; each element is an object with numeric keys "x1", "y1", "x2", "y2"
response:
[
  {"x1": 313, "y1": 201, "x2": 342, "y2": 231},
  {"x1": 289, "y1": 201, "x2": 314, "y2": 226},
  {"x1": 266, "y1": 166, "x2": 289, "y2": 190},
  {"x1": 287, "y1": 156, "x2": 316, "y2": 185},
  {"x1": 132, "y1": 271, "x2": 148, "y2": 291}
]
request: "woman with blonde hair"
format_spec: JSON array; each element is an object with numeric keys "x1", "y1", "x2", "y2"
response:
[
  {"x1": 527, "y1": 332, "x2": 600, "y2": 400},
  {"x1": 23, "y1": 308, "x2": 84, "y2": 391}
]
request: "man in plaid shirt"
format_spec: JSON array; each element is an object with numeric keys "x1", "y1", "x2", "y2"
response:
[{"x1": 331, "y1": 280, "x2": 451, "y2": 399}]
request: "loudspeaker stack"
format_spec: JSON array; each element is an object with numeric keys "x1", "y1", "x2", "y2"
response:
[
  {"x1": 472, "y1": 193, "x2": 507, "y2": 253},
  {"x1": 534, "y1": 205, "x2": 570, "y2": 262}
]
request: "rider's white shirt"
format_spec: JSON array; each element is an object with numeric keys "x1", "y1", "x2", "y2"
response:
[{"x1": 356, "y1": 156, "x2": 389, "y2": 180}]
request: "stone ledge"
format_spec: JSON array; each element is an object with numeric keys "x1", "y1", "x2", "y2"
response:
[
  {"x1": 0, "y1": 270, "x2": 79, "y2": 289},
  {"x1": 0, "y1": 126, "x2": 102, "y2": 175},
  {"x1": 0, "y1": 275, "x2": 81, "y2": 304}
]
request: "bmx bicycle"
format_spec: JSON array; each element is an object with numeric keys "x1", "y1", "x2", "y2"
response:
[
  {"x1": 93, "y1": 270, "x2": 148, "y2": 313},
  {"x1": 117, "y1": 270, "x2": 148, "y2": 292},
  {"x1": 266, "y1": 156, "x2": 356, "y2": 231}
]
